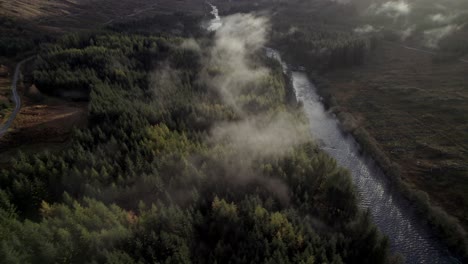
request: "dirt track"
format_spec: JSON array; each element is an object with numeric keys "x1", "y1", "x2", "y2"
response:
[{"x1": 0, "y1": 56, "x2": 34, "y2": 138}]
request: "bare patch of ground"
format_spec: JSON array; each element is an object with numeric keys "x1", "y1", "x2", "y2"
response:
[
  {"x1": 0, "y1": 83, "x2": 87, "y2": 158},
  {"x1": 0, "y1": 0, "x2": 208, "y2": 163}
]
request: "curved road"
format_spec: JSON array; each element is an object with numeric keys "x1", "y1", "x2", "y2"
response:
[
  {"x1": 0, "y1": 56, "x2": 35, "y2": 138},
  {"x1": 2, "y1": 0, "x2": 155, "y2": 134}
]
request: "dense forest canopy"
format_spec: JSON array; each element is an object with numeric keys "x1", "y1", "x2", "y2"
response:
[
  {"x1": 225, "y1": 0, "x2": 468, "y2": 260},
  {"x1": 0, "y1": 11, "x2": 393, "y2": 264},
  {"x1": 0, "y1": 0, "x2": 466, "y2": 262}
]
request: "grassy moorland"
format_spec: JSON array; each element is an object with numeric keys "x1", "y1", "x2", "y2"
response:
[
  {"x1": 0, "y1": 0, "x2": 208, "y2": 32},
  {"x1": 324, "y1": 42, "x2": 468, "y2": 229}
]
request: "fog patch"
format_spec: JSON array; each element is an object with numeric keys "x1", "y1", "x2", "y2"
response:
[
  {"x1": 354, "y1": 24, "x2": 380, "y2": 34},
  {"x1": 423, "y1": 24, "x2": 461, "y2": 48},
  {"x1": 373, "y1": 1, "x2": 411, "y2": 18},
  {"x1": 210, "y1": 112, "x2": 309, "y2": 158},
  {"x1": 208, "y1": 112, "x2": 310, "y2": 204},
  {"x1": 199, "y1": 13, "x2": 312, "y2": 204},
  {"x1": 149, "y1": 63, "x2": 184, "y2": 107},
  {"x1": 288, "y1": 26, "x2": 299, "y2": 35},
  {"x1": 429, "y1": 13, "x2": 456, "y2": 24},
  {"x1": 400, "y1": 26, "x2": 415, "y2": 40},
  {"x1": 207, "y1": 3, "x2": 222, "y2": 31},
  {"x1": 329, "y1": 0, "x2": 351, "y2": 4},
  {"x1": 202, "y1": 13, "x2": 270, "y2": 115},
  {"x1": 180, "y1": 38, "x2": 201, "y2": 52}
]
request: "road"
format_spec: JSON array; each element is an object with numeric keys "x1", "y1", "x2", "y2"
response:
[
  {"x1": 0, "y1": 56, "x2": 35, "y2": 138},
  {"x1": 1, "y1": 2, "x2": 157, "y2": 137}
]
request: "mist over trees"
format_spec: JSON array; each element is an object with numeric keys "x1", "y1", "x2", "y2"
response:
[{"x1": 0, "y1": 11, "x2": 394, "y2": 264}]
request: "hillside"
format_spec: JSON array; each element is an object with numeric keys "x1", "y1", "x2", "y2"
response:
[{"x1": 0, "y1": 0, "x2": 207, "y2": 31}]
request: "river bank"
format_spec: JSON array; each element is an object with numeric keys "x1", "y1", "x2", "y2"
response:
[
  {"x1": 267, "y1": 47, "x2": 459, "y2": 263},
  {"x1": 205, "y1": 2, "x2": 465, "y2": 261},
  {"x1": 274, "y1": 48, "x2": 467, "y2": 261},
  {"x1": 310, "y1": 69, "x2": 467, "y2": 262}
]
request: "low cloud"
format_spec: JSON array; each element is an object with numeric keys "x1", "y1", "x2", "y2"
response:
[
  {"x1": 146, "y1": 12, "x2": 314, "y2": 205},
  {"x1": 204, "y1": 13, "x2": 310, "y2": 158},
  {"x1": 429, "y1": 13, "x2": 458, "y2": 24},
  {"x1": 208, "y1": 112, "x2": 310, "y2": 204},
  {"x1": 210, "y1": 112, "x2": 309, "y2": 158},
  {"x1": 423, "y1": 24, "x2": 461, "y2": 48},
  {"x1": 329, "y1": 0, "x2": 351, "y2": 4},
  {"x1": 200, "y1": 13, "x2": 312, "y2": 203},
  {"x1": 400, "y1": 26, "x2": 415, "y2": 40},
  {"x1": 207, "y1": 3, "x2": 222, "y2": 31},
  {"x1": 149, "y1": 63, "x2": 183, "y2": 107},
  {"x1": 150, "y1": 39, "x2": 202, "y2": 107},
  {"x1": 202, "y1": 13, "x2": 270, "y2": 115},
  {"x1": 180, "y1": 38, "x2": 201, "y2": 52},
  {"x1": 373, "y1": 1, "x2": 411, "y2": 18},
  {"x1": 288, "y1": 26, "x2": 299, "y2": 35},
  {"x1": 354, "y1": 24, "x2": 380, "y2": 34}
]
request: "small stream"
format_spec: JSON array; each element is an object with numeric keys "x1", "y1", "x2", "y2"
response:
[{"x1": 207, "y1": 4, "x2": 457, "y2": 263}]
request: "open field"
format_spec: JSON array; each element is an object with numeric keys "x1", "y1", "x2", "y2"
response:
[
  {"x1": 0, "y1": 80, "x2": 87, "y2": 156},
  {"x1": 0, "y1": 53, "x2": 87, "y2": 157},
  {"x1": 325, "y1": 42, "x2": 468, "y2": 229},
  {"x1": 0, "y1": 100, "x2": 87, "y2": 147}
]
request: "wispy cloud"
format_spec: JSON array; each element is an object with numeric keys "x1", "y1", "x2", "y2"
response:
[
  {"x1": 400, "y1": 26, "x2": 415, "y2": 40},
  {"x1": 329, "y1": 0, "x2": 351, "y2": 4},
  {"x1": 202, "y1": 13, "x2": 270, "y2": 114},
  {"x1": 423, "y1": 24, "x2": 461, "y2": 48},
  {"x1": 354, "y1": 24, "x2": 380, "y2": 34},
  {"x1": 373, "y1": 1, "x2": 411, "y2": 18},
  {"x1": 429, "y1": 13, "x2": 457, "y2": 24}
]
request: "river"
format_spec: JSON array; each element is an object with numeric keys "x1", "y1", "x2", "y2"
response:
[
  {"x1": 276, "y1": 55, "x2": 454, "y2": 264},
  {"x1": 207, "y1": 4, "x2": 457, "y2": 263}
]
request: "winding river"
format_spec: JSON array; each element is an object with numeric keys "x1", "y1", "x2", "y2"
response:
[{"x1": 207, "y1": 4, "x2": 457, "y2": 263}]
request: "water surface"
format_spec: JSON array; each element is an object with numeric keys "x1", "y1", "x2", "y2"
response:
[{"x1": 270, "y1": 49, "x2": 454, "y2": 263}]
